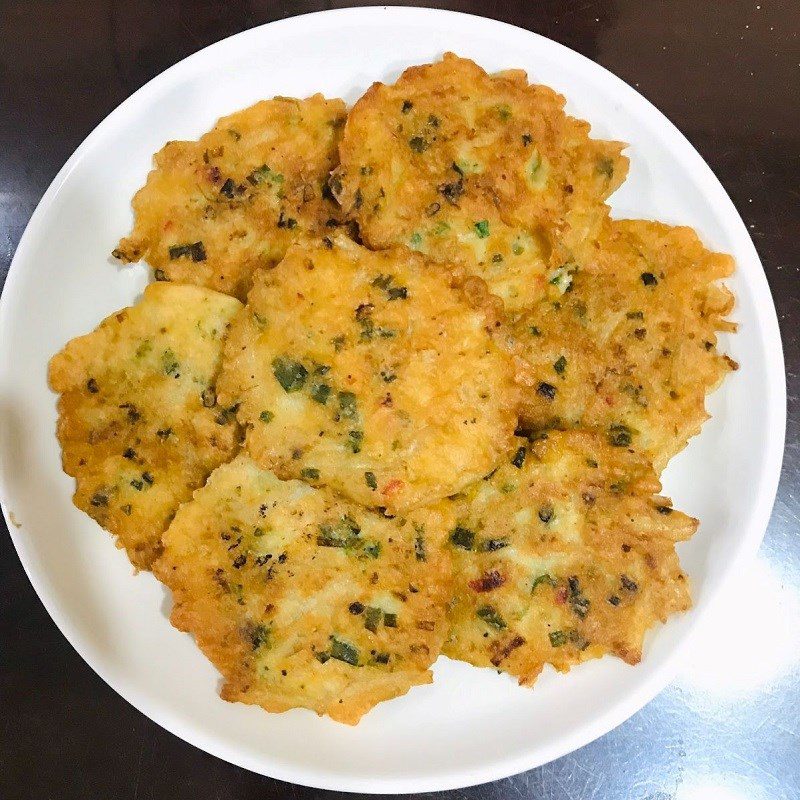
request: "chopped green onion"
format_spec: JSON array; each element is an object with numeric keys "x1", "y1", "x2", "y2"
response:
[
  {"x1": 450, "y1": 526, "x2": 475, "y2": 550},
  {"x1": 476, "y1": 605, "x2": 506, "y2": 630},
  {"x1": 272, "y1": 356, "x2": 308, "y2": 392},
  {"x1": 330, "y1": 637, "x2": 359, "y2": 665},
  {"x1": 531, "y1": 573, "x2": 556, "y2": 592},
  {"x1": 310, "y1": 382, "x2": 331, "y2": 405},
  {"x1": 608, "y1": 424, "x2": 633, "y2": 447},
  {"x1": 549, "y1": 630, "x2": 567, "y2": 647},
  {"x1": 511, "y1": 446, "x2": 527, "y2": 469},
  {"x1": 168, "y1": 242, "x2": 206, "y2": 262},
  {"x1": 365, "y1": 606, "x2": 382, "y2": 633}
]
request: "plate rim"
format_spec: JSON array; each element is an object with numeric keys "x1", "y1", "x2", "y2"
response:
[{"x1": 0, "y1": 6, "x2": 787, "y2": 793}]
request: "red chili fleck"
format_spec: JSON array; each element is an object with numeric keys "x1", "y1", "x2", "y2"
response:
[
  {"x1": 555, "y1": 587, "x2": 567, "y2": 605},
  {"x1": 208, "y1": 166, "x2": 221, "y2": 183},
  {"x1": 382, "y1": 479, "x2": 404, "y2": 497},
  {"x1": 468, "y1": 570, "x2": 505, "y2": 593},
  {"x1": 163, "y1": 220, "x2": 174, "y2": 231}
]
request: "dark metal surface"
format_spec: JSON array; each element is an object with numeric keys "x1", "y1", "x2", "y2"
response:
[{"x1": 1, "y1": 2, "x2": 797, "y2": 798}]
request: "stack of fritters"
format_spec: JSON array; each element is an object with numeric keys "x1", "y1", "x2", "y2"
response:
[{"x1": 50, "y1": 55, "x2": 736, "y2": 724}]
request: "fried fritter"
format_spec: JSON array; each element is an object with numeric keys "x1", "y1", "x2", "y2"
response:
[
  {"x1": 48, "y1": 283, "x2": 242, "y2": 569},
  {"x1": 217, "y1": 233, "x2": 519, "y2": 513},
  {"x1": 511, "y1": 219, "x2": 736, "y2": 471},
  {"x1": 332, "y1": 53, "x2": 627, "y2": 312},
  {"x1": 153, "y1": 455, "x2": 454, "y2": 725},
  {"x1": 444, "y1": 431, "x2": 696, "y2": 683},
  {"x1": 114, "y1": 95, "x2": 347, "y2": 299}
]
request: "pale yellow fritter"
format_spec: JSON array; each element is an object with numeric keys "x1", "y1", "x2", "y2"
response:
[
  {"x1": 154, "y1": 455, "x2": 454, "y2": 725},
  {"x1": 444, "y1": 431, "x2": 696, "y2": 683},
  {"x1": 114, "y1": 95, "x2": 347, "y2": 299},
  {"x1": 48, "y1": 283, "x2": 242, "y2": 569},
  {"x1": 332, "y1": 53, "x2": 627, "y2": 312},
  {"x1": 217, "y1": 233, "x2": 519, "y2": 513},
  {"x1": 511, "y1": 219, "x2": 736, "y2": 471}
]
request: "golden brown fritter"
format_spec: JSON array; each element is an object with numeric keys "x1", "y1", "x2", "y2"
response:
[
  {"x1": 444, "y1": 431, "x2": 696, "y2": 683},
  {"x1": 154, "y1": 455, "x2": 454, "y2": 725},
  {"x1": 332, "y1": 53, "x2": 627, "y2": 312},
  {"x1": 511, "y1": 219, "x2": 736, "y2": 471},
  {"x1": 48, "y1": 283, "x2": 242, "y2": 569},
  {"x1": 114, "y1": 95, "x2": 347, "y2": 299},
  {"x1": 217, "y1": 233, "x2": 519, "y2": 513}
]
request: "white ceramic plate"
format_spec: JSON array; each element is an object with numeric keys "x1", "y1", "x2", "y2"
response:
[{"x1": 0, "y1": 7, "x2": 785, "y2": 793}]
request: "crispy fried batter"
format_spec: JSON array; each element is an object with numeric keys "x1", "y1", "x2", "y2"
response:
[
  {"x1": 332, "y1": 53, "x2": 627, "y2": 312},
  {"x1": 217, "y1": 233, "x2": 519, "y2": 513},
  {"x1": 48, "y1": 283, "x2": 242, "y2": 569},
  {"x1": 114, "y1": 95, "x2": 347, "y2": 299},
  {"x1": 153, "y1": 455, "x2": 454, "y2": 725},
  {"x1": 444, "y1": 431, "x2": 696, "y2": 683},
  {"x1": 511, "y1": 219, "x2": 736, "y2": 470}
]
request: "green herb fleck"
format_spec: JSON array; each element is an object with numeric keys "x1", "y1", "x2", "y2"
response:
[
  {"x1": 161, "y1": 349, "x2": 180, "y2": 376},
  {"x1": 310, "y1": 382, "x2": 331, "y2": 405},
  {"x1": 476, "y1": 605, "x2": 506, "y2": 630},
  {"x1": 365, "y1": 471, "x2": 377, "y2": 490},
  {"x1": 568, "y1": 576, "x2": 590, "y2": 619},
  {"x1": 387, "y1": 286, "x2": 408, "y2": 300},
  {"x1": 608, "y1": 424, "x2": 633, "y2": 447},
  {"x1": 474, "y1": 220, "x2": 490, "y2": 238},
  {"x1": 365, "y1": 606, "x2": 383, "y2": 633},
  {"x1": 345, "y1": 430, "x2": 363, "y2": 454},
  {"x1": 259, "y1": 410, "x2": 274, "y2": 423},
  {"x1": 168, "y1": 242, "x2": 206, "y2": 262},
  {"x1": 249, "y1": 624, "x2": 271, "y2": 650},
  {"x1": 247, "y1": 164, "x2": 283, "y2": 186},
  {"x1": 450, "y1": 526, "x2": 475, "y2": 550},
  {"x1": 478, "y1": 538, "x2": 509, "y2": 552},
  {"x1": 330, "y1": 637, "x2": 359, "y2": 665},
  {"x1": 363, "y1": 541, "x2": 381, "y2": 559},
  {"x1": 338, "y1": 391, "x2": 358, "y2": 419},
  {"x1": 531, "y1": 573, "x2": 556, "y2": 592},
  {"x1": 272, "y1": 356, "x2": 308, "y2": 392},
  {"x1": 553, "y1": 355, "x2": 567, "y2": 375},
  {"x1": 549, "y1": 630, "x2": 567, "y2": 647},
  {"x1": 414, "y1": 532, "x2": 426, "y2": 561}
]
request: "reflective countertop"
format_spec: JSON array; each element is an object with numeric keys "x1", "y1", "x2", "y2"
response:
[{"x1": 1, "y1": 2, "x2": 797, "y2": 798}]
